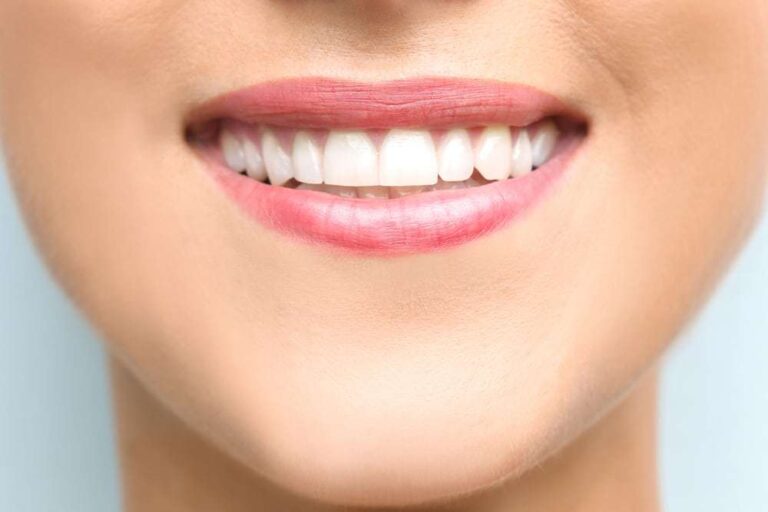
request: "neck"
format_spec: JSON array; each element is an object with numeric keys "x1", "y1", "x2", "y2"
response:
[{"x1": 111, "y1": 359, "x2": 660, "y2": 512}]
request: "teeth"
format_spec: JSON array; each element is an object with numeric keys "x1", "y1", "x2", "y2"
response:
[
  {"x1": 262, "y1": 130, "x2": 294, "y2": 186},
  {"x1": 324, "y1": 185, "x2": 358, "y2": 198},
  {"x1": 379, "y1": 129, "x2": 438, "y2": 186},
  {"x1": 390, "y1": 185, "x2": 426, "y2": 198},
  {"x1": 242, "y1": 138, "x2": 267, "y2": 181},
  {"x1": 324, "y1": 131, "x2": 379, "y2": 186},
  {"x1": 300, "y1": 183, "x2": 360, "y2": 198},
  {"x1": 466, "y1": 177, "x2": 484, "y2": 188},
  {"x1": 221, "y1": 130, "x2": 246, "y2": 172},
  {"x1": 509, "y1": 128, "x2": 533, "y2": 178},
  {"x1": 292, "y1": 131, "x2": 323, "y2": 184},
  {"x1": 437, "y1": 129, "x2": 474, "y2": 182},
  {"x1": 357, "y1": 186, "x2": 390, "y2": 199},
  {"x1": 220, "y1": 120, "x2": 563, "y2": 193},
  {"x1": 435, "y1": 179, "x2": 467, "y2": 190},
  {"x1": 296, "y1": 183, "x2": 324, "y2": 192},
  {"x1": 531, "y1": 120, "x2": 559, "y2": 168},
  {"x1": 474, "y1": 125, "x2": 513, "y2": 181}
]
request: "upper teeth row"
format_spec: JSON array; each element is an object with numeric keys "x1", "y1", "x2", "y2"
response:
[{"x1": 219, "y1": 122, "x2": 559, "y2": 188}]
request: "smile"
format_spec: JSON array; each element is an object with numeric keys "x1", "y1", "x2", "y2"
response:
[{"x1": 187, "y1": 78, "x2": 588, "y2": 255}]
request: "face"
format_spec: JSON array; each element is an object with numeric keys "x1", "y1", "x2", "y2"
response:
[{"x1": 1, "y1": 0, "x2": 766, "y2": 506}]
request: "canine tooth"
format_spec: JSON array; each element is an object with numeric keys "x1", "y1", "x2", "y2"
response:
[
  {"x1": 292, "y1": 131, "x2": 323, "y2": 184},
  {"x1": 510, "y1": 129, "x2": 534, "y2": 178},
  {"x1": 324, "y1": 131, "x2": 378, "y2": 186},
  {"x1": 262, "y1": 130, "x2": 294, "y2": 186},
  {"x1": 221, "y1": 130, "x2": 246, "y2": 172},
  {"x1": 390, "y1": 185, "x2": 426, "y2": 198},
  {"x1": 438, "y1": 129, "x2": 474, "y2": 182},
  {"x1": 379, "y1": 129, "x2": 438, "y2": 186},
  {"x1": 357, "y1": 186, "x2": 389, "y2": 199},
  {"x1": 531, "y1": 120, "x2": 559, "y2": 168},
  {"x1": 474, "y1": 125, "x2": 512, "y2": 180},
  {"x1": 242, "y1": 139, "x2": 267, "y2": 181}
]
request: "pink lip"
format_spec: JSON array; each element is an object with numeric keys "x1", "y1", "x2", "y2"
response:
[{"x1": 190, "y1": 77, "x2": 587, "y2": 255}]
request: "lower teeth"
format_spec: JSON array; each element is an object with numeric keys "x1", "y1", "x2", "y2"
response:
[{"x1": 291, "y1": 174, "x2": 493, "y2": 199}]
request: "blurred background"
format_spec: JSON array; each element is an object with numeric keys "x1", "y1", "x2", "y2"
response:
[{"x1": 1, "y1": 154, "x2": 766, "y2": 512}]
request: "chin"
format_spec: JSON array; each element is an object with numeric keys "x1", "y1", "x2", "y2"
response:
[{"x1": 116, "y1": 306, "x2": 655, "y2": 508}]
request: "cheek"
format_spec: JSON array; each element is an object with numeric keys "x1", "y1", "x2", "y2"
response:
[
  {"x1": 573, "y1": 0, "x2": 768, "y2": 330},
  {"x1": 0, "y1": 2, "x2": 198, "y2": 317}
]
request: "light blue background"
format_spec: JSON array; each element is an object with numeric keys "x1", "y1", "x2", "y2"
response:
[{"x1": 1, "y1": 155, "x2": 766, "y2": 512}]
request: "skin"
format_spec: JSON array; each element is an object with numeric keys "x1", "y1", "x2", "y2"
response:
[{"x1": 0, "y1": 1, "x2": 766, "y2": 510}]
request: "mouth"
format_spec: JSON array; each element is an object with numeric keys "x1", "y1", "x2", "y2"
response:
[{"x1": 186, "y1": 77, "x2": 588, "y2": 255}]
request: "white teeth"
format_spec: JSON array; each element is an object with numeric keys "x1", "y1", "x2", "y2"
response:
[
  {"x1": 262, "y1": 130, "x2": 294, "y2": 186},
  {"x1": 510, "y1": 129, "x2": 533, "y2": 178},
  {"x1": 242, "y1": 138, "x2": 267, "y2": 181},
  {"x1": 438, "y1": 129, "x2": 474, "y2": 182},
  {"x1": 357, "y1": 186, "x2": 389, "y2": 199},
  {"x1": 323, "y1": 131, "x2": 379, "y2": 186},
  {"x1": 379, "y1": 129, "x2": 438, "y2": 187},
  {"x1": 221, "y1": 130, "x2": 246, "y2": 172},
  {"x1": 292, "y1": 131, "x2": 323, "y2": 184},
  {"x1": 474, "y1": 125, "x2": 513, "y2": 181},
  {"x1": 221, "y1": 121, "x2": 563, "y2": 191},
  {"x1": 531, "y1": 120, "x2": 559, "y2": 168}
]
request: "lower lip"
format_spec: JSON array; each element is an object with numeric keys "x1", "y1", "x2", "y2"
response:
[{"x1": 206, "y1": 135, "x2": 582, "y2": 256}]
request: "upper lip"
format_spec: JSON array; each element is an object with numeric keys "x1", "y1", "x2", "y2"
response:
[{"x1": 186, "y1": 77, "x2": 585, "y2": 130}]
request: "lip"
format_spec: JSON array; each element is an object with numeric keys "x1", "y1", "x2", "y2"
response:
[{"x1": 188, "y1": 77, "x2": 588, "y2": 255}]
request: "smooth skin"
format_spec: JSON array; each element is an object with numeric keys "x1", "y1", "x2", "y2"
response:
[{"x1": 1, "y1": 1, "x2": 767, "y2": 511}]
